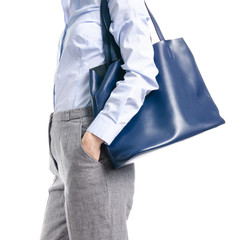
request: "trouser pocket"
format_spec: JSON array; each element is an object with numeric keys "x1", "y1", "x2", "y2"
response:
[
  {"x1": 79, "y1": 117, "x2": 105, "y2": 165},
  {"x1": 48, "y1": 113, "x2": 59, "y2": 174},
  {"x1": 62, "y1": 117, "x2": 106, "y2": 167}
]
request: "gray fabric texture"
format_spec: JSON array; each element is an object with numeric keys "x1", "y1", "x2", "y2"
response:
[{"x1": 40, "y1": 106, "x2": 135, "y2": 240}]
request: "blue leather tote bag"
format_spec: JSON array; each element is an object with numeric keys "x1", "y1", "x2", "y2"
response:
[{"x1": 89, "y1": 0, "x2": 225, "y2": 169}]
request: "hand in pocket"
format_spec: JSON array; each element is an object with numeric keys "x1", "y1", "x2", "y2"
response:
[{"x1": 81, "y1": 131, "x2": 104, "y2": 162}]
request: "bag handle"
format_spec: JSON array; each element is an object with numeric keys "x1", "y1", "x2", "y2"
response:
[
  {"x1": 144, "y1": 2, "x2": 165, "y2": 41},
  {"x1": 100, "y1": 0, "x2": 165, "y2": 67},
  {"x1": 100, "y1": 0, "x2": 120, "y2": 66}
]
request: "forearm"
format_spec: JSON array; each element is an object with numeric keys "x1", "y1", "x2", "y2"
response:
[{"x1": 87, "y1": 0, "x2": 159, "y2": 145}]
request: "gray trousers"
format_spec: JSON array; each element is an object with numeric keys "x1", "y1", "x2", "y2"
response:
[{"x1": 40, "y1": 105, "x2": 135, "y2": 240}]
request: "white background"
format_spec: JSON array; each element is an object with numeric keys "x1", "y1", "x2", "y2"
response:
[{"x1": 0, "y1": 0, "x2": 239, "y2": 239}]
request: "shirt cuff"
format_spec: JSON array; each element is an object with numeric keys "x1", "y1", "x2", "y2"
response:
[{"x1": 86, "y1": 111, "x2": 124, "y2": 146}]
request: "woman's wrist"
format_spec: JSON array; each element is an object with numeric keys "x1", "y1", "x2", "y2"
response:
[{"x1": 85, "y1": 131, "x2": 104, "y2": 146}]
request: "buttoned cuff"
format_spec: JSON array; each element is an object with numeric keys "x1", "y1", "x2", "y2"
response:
[{"x1": 86, "y1": 111, "x2": 123, "y2": 146}]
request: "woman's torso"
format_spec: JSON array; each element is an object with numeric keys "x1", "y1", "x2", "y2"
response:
[{"x1": 53, "y1": 0, "x2": 105, "y2": 112}]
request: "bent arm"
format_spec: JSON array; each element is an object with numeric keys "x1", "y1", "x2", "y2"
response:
[{"x1": 87, "y1": 0, "x2": 159, "y2": 145}]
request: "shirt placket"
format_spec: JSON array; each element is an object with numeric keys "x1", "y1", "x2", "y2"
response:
[{"x1": 53, "y1": 23, "x2": 69, "y2": 111}]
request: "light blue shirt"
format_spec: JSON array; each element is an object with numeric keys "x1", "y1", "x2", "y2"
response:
[{"x1": 54, "y1": 0, "x2": 159, "y2": 145}]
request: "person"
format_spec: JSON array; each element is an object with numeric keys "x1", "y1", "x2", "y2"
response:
[{"x1": 40, "y1": 0, "x2": 159, "y2": 239}]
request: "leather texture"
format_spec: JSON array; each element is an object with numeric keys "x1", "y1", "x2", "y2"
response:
[{"x1": 88, "y1": 0, "x2": 225, "y2": 169}]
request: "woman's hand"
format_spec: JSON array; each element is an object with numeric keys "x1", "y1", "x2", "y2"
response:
[{"x1": 81, "y1": 131, "x2": 104, "y2": 162}]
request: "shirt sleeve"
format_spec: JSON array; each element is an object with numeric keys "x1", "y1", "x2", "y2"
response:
[{"x1": 86, "y1": 0, "x2": 159, "y2": 146}]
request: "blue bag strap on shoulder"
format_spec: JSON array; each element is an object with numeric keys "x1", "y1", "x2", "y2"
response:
[
  {"x1": 100, "y1": 0, "x2": 120, "y2": 66},
  {"x1": 143, "y1": 1, "x2": 165, "y2": 41}
]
